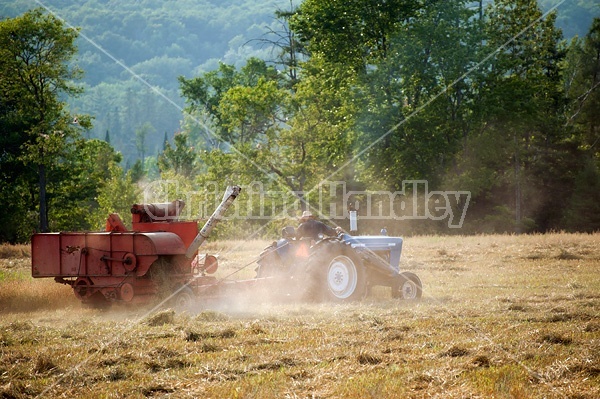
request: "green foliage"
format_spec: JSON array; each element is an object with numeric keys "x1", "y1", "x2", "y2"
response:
[
  {"x1": 173, "y1": 0, "x2": 600, "y2": 234},
  {"x1": 180, "y1": 58, "x2": 299, "y2": 192},
  {"x1": 290, "y1": 0, "x2": 418, "y2": 73},
  {"x1": 0, "y1": 9, "x2": 143, "y2": 241},
  {"x1": 563, "y1": 160, "x2": 600, "y2": 232},
  {"x1": 0, "y1": 8, "x2": 88, "y2": 233},
  {"x1": 158, "y1": 132, "x2": 198, "y2": 178},
  {"x1": 218, "y1": 77, "x2": 286, "y2": 144},
  {"x1": 287, "y1": 55, "x2": 362, "y2": 184},
  {"x1": 135, "y1": 122, "x2": 154, "y2": 164},
  {"x1": 358, "y1": 0, "x2": 483, "y2": 188},
  {"x1": 2, "y1": 0, "x2": 595, "y2": 180},
  {"x1": 72, "y1": 0, "x2": 291, "y2": 165},
  {"x1": 564, "y1": 18, "x2": 600, "y2": 155},
  {"x1": 129, "y1": 160, "x2": 145, "y2": 183},
  {"x1": 90, "y1": 163, "x2": 140, "y2": 230},
  {"x1": 451, "y1": 0, "x2": 568, "y2": 232},
  {"x1": 559, "y1": 18, "x2": 600, "y2": 231},
  {"x1": 179, "y1": 59, "x2": 283, "y2": 144},
  {"x1": 49, "y1": 139, "x2": 121, "y2": 231}
]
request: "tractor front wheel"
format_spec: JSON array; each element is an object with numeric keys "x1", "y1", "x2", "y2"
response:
[{"x1": 392, "y1": 272, "x2": 422, "y2": 300}]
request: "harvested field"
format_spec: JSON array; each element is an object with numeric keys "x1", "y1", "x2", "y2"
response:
[{"x1": 1, "y1": 233, "x2": 599, "y2": 398}]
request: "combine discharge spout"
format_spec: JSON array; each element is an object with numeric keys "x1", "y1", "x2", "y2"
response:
[{"x1": 185, "y1": 185, "x2": 241, "y2": 258}]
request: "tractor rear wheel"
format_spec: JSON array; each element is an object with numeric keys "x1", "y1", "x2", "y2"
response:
[
  {"x1": 303, "y1": 241, "x2": 366, "y2": 302},
  {"x1": 256, "y1": 242, "x2": 281, "y2": 278}
]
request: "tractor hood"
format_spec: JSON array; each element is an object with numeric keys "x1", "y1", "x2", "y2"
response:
[{"x1": 341, "y1": 234, "x2": 403, "y2": 271}]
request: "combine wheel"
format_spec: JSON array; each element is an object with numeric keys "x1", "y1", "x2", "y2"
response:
[
  {"x1": 120, "y1": 283, "x2": 135, "y2": 302},
  {"x1": 172, "y1": 286, "x2": 195, "y2": 310},
  {"x1": 73, "y1": 278, "x2": 92, "y2": 300},
  {"x1": 74, "y1": 278, "x2": 111, "y2": 308},
  {"x1": 84, "y1": 292, "x2": 111, "y2": 309},
  {"x1": 392, "y1": 272, "x2": 422, "y2": 300},
  {"x1": 304, "y1": 242, "x2": 366, "y2": 302}
]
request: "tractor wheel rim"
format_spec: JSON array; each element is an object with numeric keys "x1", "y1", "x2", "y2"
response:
[
  {"x1": 327, "y1": 256, "x2": 357, "y2": 299},
  {"x1": 402, "y1": 280, "x2": 417, "y2": 299}
]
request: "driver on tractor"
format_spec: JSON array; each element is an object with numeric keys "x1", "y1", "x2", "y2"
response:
[{"x1": 296, "y1": 211, "x2": 342, "y2": 242}]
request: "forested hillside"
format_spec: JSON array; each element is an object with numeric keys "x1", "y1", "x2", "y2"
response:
[
  {"x1": 1, "y1": 0, "x2": 291, "y2": 165},
  {"x1": 539, "y1": 0, "x2": 599, "y2": 38}
]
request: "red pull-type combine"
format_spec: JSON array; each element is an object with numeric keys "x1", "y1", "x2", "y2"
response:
[{"x1": 31, "y1": 186, "x2": 241, "y2": 307}]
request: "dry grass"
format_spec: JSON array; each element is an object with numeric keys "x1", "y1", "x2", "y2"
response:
[
  {"x1": 0, "y1": 258, "x2": 79, "y2": 313},
  {"x1": 0, "y1": 243, "x2": 30, "y2": 259},
  {"x1": 0, "y1": 233, "x2": 599, "y2": 398}
]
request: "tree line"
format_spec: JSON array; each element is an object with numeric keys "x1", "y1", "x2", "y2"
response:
[
  {"x1": 1, "y1": 0, "x2": 595, "y2": 169},
  {"x1": 1, "y1": 1, "x2": 599, "y2": 243},
  {"x1": 174, "y1": 0, "x2": 600, "y2": 234}
]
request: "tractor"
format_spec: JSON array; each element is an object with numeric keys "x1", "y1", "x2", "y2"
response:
[{"x1": 255, "y1": 227, "x2": 422, "y2": 302}]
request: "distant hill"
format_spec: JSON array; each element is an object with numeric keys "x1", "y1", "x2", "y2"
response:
[
  {"x1": 1, "y1": 0, "x2": 291, "y2": 165},
  {"x1": 1, "y1": 0, "x2": 597, "y2": 166},
  {"x1": 539, "y1": 0, "x2": 599, "y2": 39}
]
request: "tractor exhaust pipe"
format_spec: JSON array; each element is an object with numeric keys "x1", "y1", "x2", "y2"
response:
[{"x1": 185, "y1": 185, "x2": 241, "y2": 258}]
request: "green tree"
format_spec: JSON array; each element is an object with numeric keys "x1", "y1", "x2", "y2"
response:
[
  {"x1": 179, "y1": 58, "x2": 280, "y2": 145},
  {"x1": 218, "y1": 77, "x2": 287, "y2": 145},
  {"x1": 479, "y1": 0, "x2": 564, "y2": 232},
  {"x1": 563, "y1": 160, "x2": 600, "y2": 232},
  {"x1": 129, "y1": 159, "x2": 146, "y2": 183},
  {"x1": 358, "y1": 0, "x2": 483, "y2": 189},
  {"x1": 89, "y1": 163, "x2": 140, "y2": 230},
  {"x1": 157, "y1": 132, "x2": 198, "y2": 178},
  {"x1": 134, "y1": 121, "x2": 154, "y2": 165},
  {"x1": 564, "y1": 18, "x2": 600, "y2": 159},
  {"x1": 442, "y1": 0, "x2": 568, "y2": 233},
  {"x1": 180, "y1": 56, "x2": 337, "y2": 210},
  {"x1": 284, "y1": 0, "x2": 421, "y2": 196},
  {"x1": 290, "y1": 0, "x2": 418, "y2": 74},
  {"x1": 50, "y1": 139, "x2": 122, "y2": 231},
  {"x1": 253, "y1": 1, "x2": 307, "y2": 90},
  {"x1": 0, "y1": 9, "x2": 90, "y2": 233},
  {"x1": 179, "y1": 58, "x2": 286, "y2": 168},
  {"x1": 561, "y1": 18, "x2": 600, "y2": 231},
  {"x1": 285, "y1": 55, "x2": 362, "y2": 186}
]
